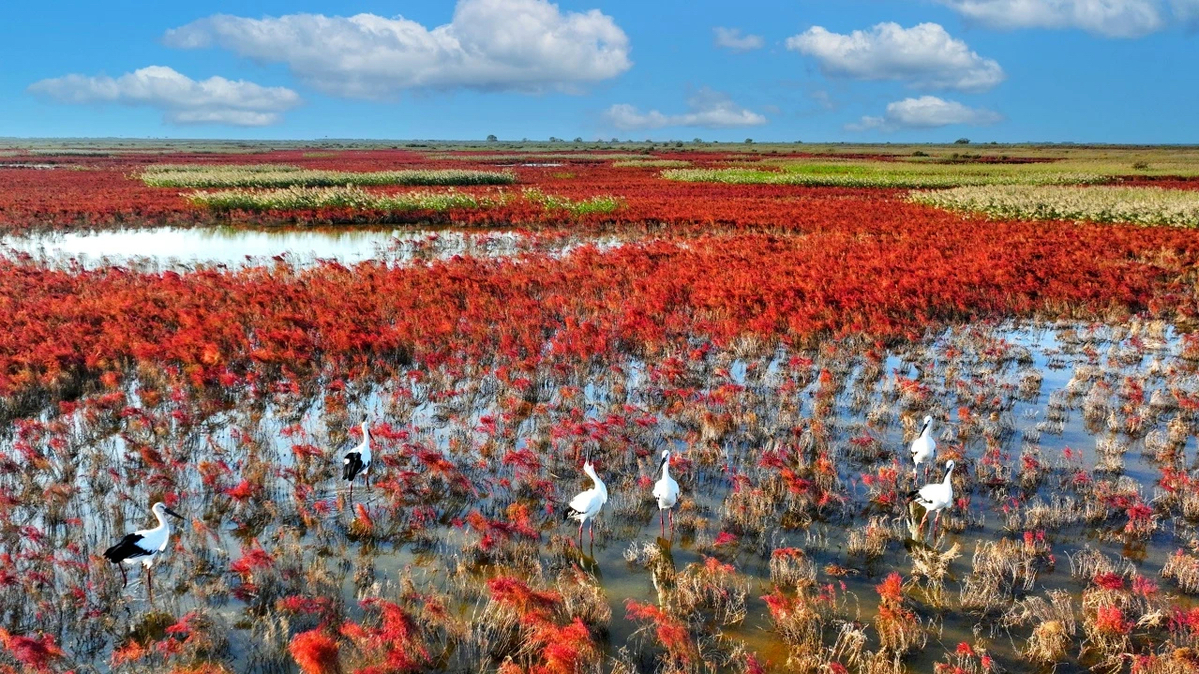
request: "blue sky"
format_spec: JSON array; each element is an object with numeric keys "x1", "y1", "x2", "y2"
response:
[{"x1": 2, "y1": 0, "x2": 1197, "y2": 142}]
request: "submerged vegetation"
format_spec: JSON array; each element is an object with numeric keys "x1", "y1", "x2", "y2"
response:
[{"x1": 3, "y1": 318, "x2": 1199, "y2": 674}]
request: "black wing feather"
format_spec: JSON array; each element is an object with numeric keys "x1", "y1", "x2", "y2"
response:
[
  {"x1": 343, "y1": 452, "x2": 365, "y2": 481},
  {"x1": 103, "y1": 533, "x2": 152, "y2": 563}
]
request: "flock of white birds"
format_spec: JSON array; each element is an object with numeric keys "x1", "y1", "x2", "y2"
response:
[{"x1": 102, "y1": 412, "x2": 956, "y2": 596}]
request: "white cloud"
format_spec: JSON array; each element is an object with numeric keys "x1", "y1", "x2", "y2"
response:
[
  {"x1": 163, "y1": 0, "x2": 631, "y2": 99},
  {"x1": 847, "y1": 96, "x2": 1003, "y2": 131},
  {"x1": 27, "y1": 66, "x2": 300, "y2": 126},
  {"x1": 936, "y1": 0, "x2": 1165, "y2": 37},
  {"x1": 785, "y1": 22, "x2": 1005, "y2": 92},
  {"x1": 811, "y1": 90, "x2": 836, "y2": 111},
  {"x1": 1172, "y1": 0, "x2": 1199, "y2": 25},
  {"x1": 603, "y1": 88, "x2": 767, "y2": 130},
  {"x1": 714, "y1": 27, "x2": 765, "y2": 51}
]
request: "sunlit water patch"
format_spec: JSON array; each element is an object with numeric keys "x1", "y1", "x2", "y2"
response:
[{"x1": 0, "y1": 227, "x2": 622, "y2": 268}]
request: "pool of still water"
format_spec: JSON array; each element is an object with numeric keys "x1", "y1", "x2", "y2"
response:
[{"x1": 0, "y1": 226, "x2": 614, "y2": 269}]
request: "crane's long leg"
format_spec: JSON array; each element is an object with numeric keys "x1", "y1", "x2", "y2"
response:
[
  {"x1": 660, "y1": 510, "x2": 665, "y2": 536},
  {"x1": 932, "y1": 511, "x2": 941, "y2": 540},
  {"x1": 146, "y1": 566, "x2": 153, "y2": 603},
  {"x1": 590, "y1": 520, "x2": 595, "y2": 544},
  {"x1": 669, "y1": 509, "x2": 675, "y2": 532},
  {"x1": 119, "y1": 564, "x2": 127, "y2": 588}
]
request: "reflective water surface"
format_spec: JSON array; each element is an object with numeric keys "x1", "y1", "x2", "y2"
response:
[
  {"x1": 6, "y1": 321, "x2": 1194, "y2": 673},
  {"x1": 0, "y1": 226, "x2": 607, "y2": 268}
]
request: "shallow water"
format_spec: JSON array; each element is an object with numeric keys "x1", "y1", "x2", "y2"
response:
[
  {"x1": 4, "y1": 320, "x2": 1197, "y2": 673},
  {"x1": 0, "y1": 226, "x2": 611, "y2": 268}
]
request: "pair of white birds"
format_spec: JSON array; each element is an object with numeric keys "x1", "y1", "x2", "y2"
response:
[
  {"x1": 566, "y1": 449, "x2": 679, "y2": 542},
  {"x1": 908, "y1": 414, "x2": 955, "y2": 536},
  {"x1": 106, "y1": 416, "x2": 376, "y2": 597}
]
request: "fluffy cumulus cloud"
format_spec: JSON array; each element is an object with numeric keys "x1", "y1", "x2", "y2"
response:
[
  {"x1": 27, "y1": 66, "x2": 300, "y2": 126},
  {"x1": 847, "y1": 96, "x2": 1003, "y2": 131},
  {"x1": 713, "y1": 27, "x2": 765, "y2": 51},
  {"x1": 785, "y1": 22, "x2": 1005, "y2": 92},
  {"x1": 936, "y1": 0, "x2": 1166, "y2": 37},
  {"x1": 603, "y1": 88, "x2": 767, "y2": 130},
  {"x1": 163, "y1": 0, "x2": 631, "y2": 99}
]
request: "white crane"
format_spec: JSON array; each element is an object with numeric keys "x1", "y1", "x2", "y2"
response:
[
  {"x1": 909, "y1": 460, "x2": 955, "y2": 538},
  {"x1": 652, "y1": 449, "x2": 679, "y2": 534},
  {"x1": 910, "y1": 415, "x2": 936, "y2": 479},
  {"x1": 565, "y1": 459, "x2": 607, "y2": 544},
  {"x1": 342, "y1": 414, "x2": 372, "y2": 499},
  {"x1": 103, "y1": 501, "x2": 184, "y2": 599}
]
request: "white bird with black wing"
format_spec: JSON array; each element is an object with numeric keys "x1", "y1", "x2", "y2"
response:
[
  {"x1": 103, "y1": 501, "x2": 183, "y2": 599},
  {"x1": 565, "y1": 460, "x2": 607, "y2": 544},
  {"x1": 652, "y1": 449, "x2": 679, "y2": 534},
  {"x1": 908, "y1": 460, "x2": 954, "y2": 539},
  {"x1": 342, "y1": 414, "x2": 372, "y2": 499}
]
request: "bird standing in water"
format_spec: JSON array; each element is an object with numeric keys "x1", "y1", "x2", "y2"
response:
[
  {"x1": 103, "y1": 501, "x2": 184, "y2": 600},
  {"x1": 652, "y1": 449, "x2": 679, "y2": 535},
  {"x1": 566, "y1": 459, "x2": 607, "y2": 544},
  {"x1": 909, "y1": 460, "x2": 955, "y2": 539},
  {"x1": 910, "y1": 415, "x2": 936, "y2": 480},
  {"x1": 343, "y1": 414, "x2": 372, "y2": 499}
]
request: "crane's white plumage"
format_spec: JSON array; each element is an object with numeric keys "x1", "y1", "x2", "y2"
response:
[
  {"x1": 652, "y1": 449, "x2": 679, "y2": 533},
  {"x1": 910, "y1": 415, "x2": 936, "y2": 478},
  {"x1": 909, "y1": 460, "x2": 954, "y2": 537},
  {"x1": 566, "y1": 461, "x2": 607, "y2": 542},
  {"x1": 104, "y1": 501, "x2": 184, "y2": 593}
]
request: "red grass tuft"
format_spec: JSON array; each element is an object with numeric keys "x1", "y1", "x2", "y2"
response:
[
  {"x1": 0, "y1": 629, "x2": 63, "y2": 673},
  {"x1": 288, "y1": 629, "x2": 340, "y2": 674}
]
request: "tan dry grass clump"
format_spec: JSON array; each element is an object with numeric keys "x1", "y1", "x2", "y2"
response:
[
  {"x1": 1004, "y1": 590, "x2": 1077, "y2": 665},
  {"x1": 911, "y1": 184, "x2": 1199, "y2": 227},
  {"x1": 1162, "y1": 550, "x2": 1199, "y2": 594}
]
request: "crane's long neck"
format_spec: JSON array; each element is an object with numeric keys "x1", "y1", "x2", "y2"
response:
[
  {"x1": 921, "y1": 422, "x2": 932, "y2": 438},
  {"x1": 153, "y1": 508, "x2": 169, "y2": 532},
  {"x1": 588, "y1": 468, "x2": 606, "y2": 495},
  {"x1": 943, "y1": 466, "x2": 954, "y2": 486},
  {"x1": 661, "y1": 459, "x2": 672, "y2": 481},
  {"x1": 361, "y1": 422, "x2": 372, "y2": 456}
]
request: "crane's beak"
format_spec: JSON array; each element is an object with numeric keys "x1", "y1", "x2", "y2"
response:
[{"x1": 164, "y1": 507, "x2": 184, "y2": 520}]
